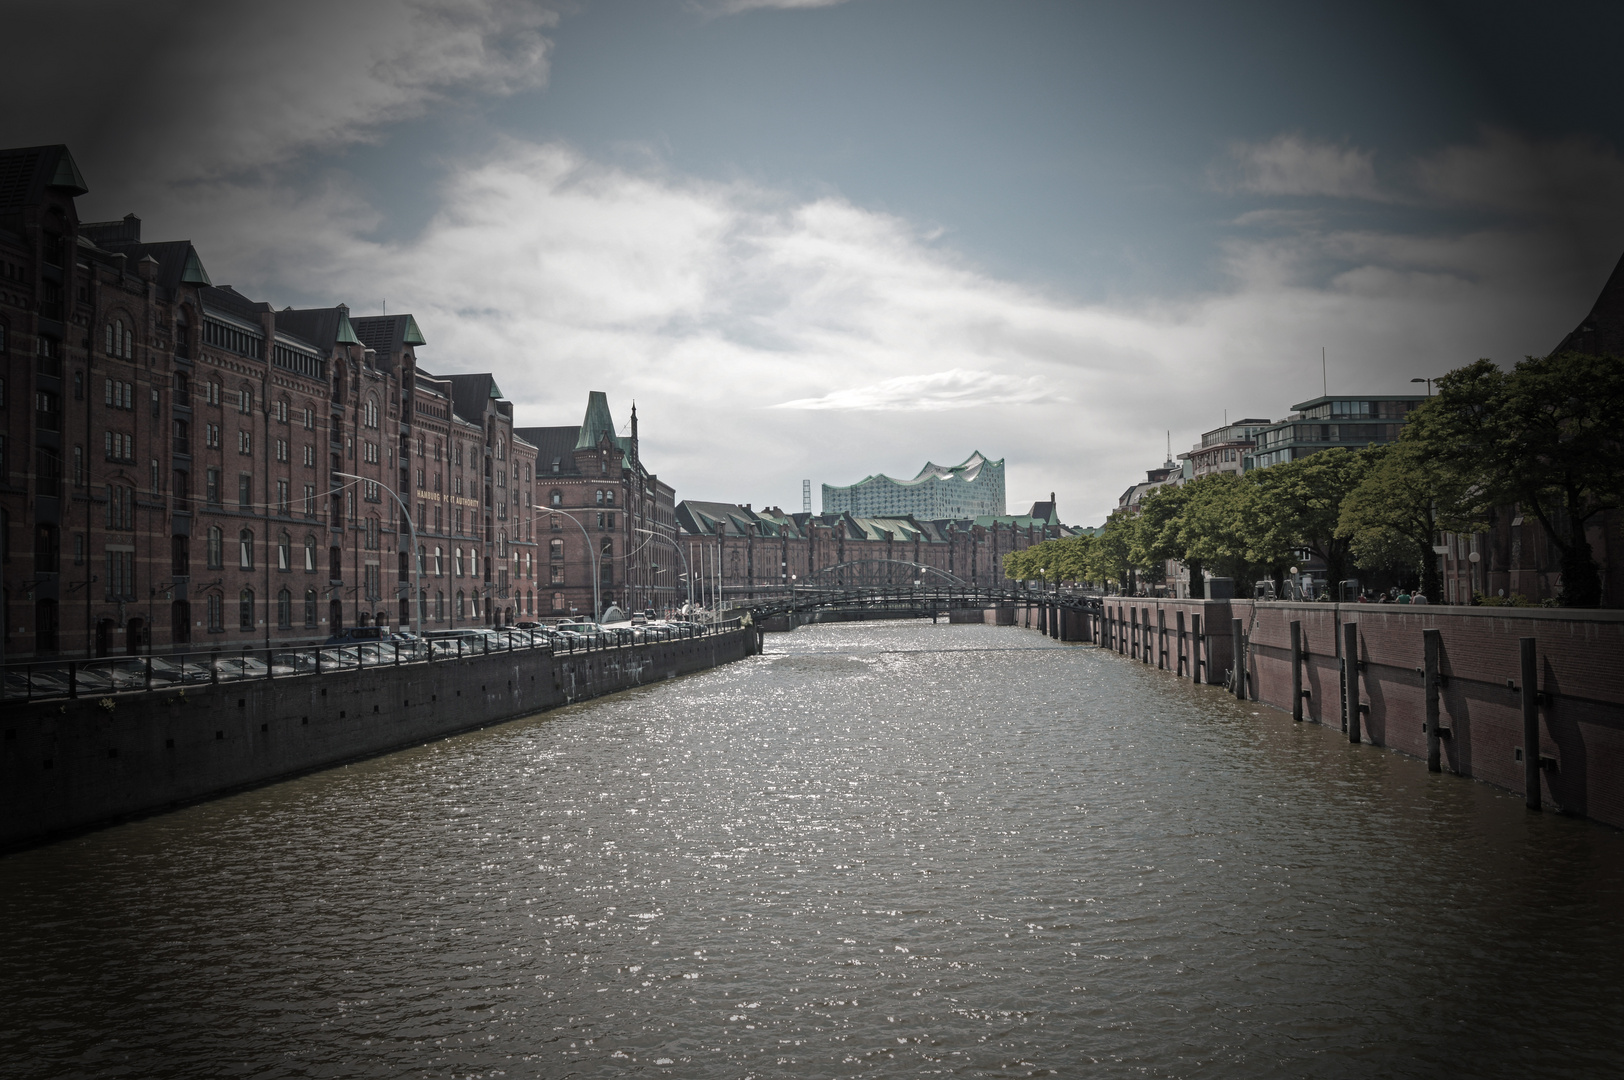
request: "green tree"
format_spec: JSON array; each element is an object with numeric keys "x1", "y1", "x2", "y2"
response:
[
  {"x1": 1177, "y1": 472, "x2": 1266, "y2": 588},
  {"x1": 1248, "y1": 447, "x2": 1371, "y2": 591},
  {"x1": 1336, "y1": 436, "x2": 1480, "y2": 600},
  {"x1": 1131, "y1": 484, "x2": 1191, "y2": 591},
  {"x1": 1415, "y1": 354, "x2": 1624, "y2": 607},
  {"x1": 1087, "y1": 510, "x2": 1138, "y2": 593}
]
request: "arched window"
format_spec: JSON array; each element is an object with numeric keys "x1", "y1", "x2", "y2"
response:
[
  {"x1": 549, "y1": 490, "x2": 562, "y2": 507},
  {"x1": 239, "y1": 528, "x2": 254, "y2": 569},
  {"x1": 525, "y1": 590, "x2": 533, "y2": 615},
  {"x1": 453, "y1": 547, "x2": 464, "y2": 577},
  {"x1": 595, "y1": 489, "x2": 604, "y2": 506},
  {"x1": 604, "y1": 489, "x2": 614, "y2": 507},
  {"x1": 601, "y1": 538, "x2": 613, "y2": 558},
  {"x1": 496, "y1": 439, "x2": 505, "y2": 461},
  {"x1": 498, "y1": 531, "x2": 506, "y2": 559},
  {"x1": 207, "y1": 593, "x2": 224, "y2": 632},
  {"x1": 433, "y1": 546, "x2": 443, "y2": 576},
  {"x1": 435, "y1": 590, "x2": 445, "y2": 620},
  {"x1": 456, "y1": 590, "x2": 466, "y2": 617},
  {"x1": 305, "y1": 535, "x2": 317, "y2": 571},
  {"x1": 238, "y1": 385, "x2": 253, "y2": 415},
  {"x1": 417, "y1": 544, "x2": 425, "y2": 574},
  {"x1": 277, "y1": 588, "x2": 292, "y2": 629},
  {"x1": 552, "y1": 591, "x2": 565, "y2": 612},
  {"x1": 105, "y1": 318, "x2": 131, "y2": 359},
  {"x1": 550, "y1": 538, "x2": 563, "y2": 562},
  {"x1": 469, "y1": 549, "x2": 479, "y2": 578},
  {"x1": 239, "y1": 589, "x2": 255, "y2": 631},
  {"x1": 304, "y1": 589, "x2": 318, "y2": 628},
  {"x1": 207, "y1": 526, "x2": 223, "y2": 569},
  {"x1": 278, "y1": 532, "x2": 291, "y2": 571},
  {"x1": 364, "y1": 394, "x2": 379, "y2": 428}
]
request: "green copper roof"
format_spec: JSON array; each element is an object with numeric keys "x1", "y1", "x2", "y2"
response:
[
  {"x1": 402, "y1": 314, "x2": 426, "y2": 346},
  {"x1": 335, "y1": 310, "x2": 363, "y2": 346},
  {"x1": 179, "y1": 247, "x2": 212, "y2": 286},
  {"x1": 49, "y1": 148, "x2": 88, "y2": 196},
  {"x1": 575, "y1": 390, "x2": 618, "y2": 450}
]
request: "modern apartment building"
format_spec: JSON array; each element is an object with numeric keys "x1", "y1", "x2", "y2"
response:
[{"x1": 1251, "y1": 396, "x2": 1425, "y2": 468}]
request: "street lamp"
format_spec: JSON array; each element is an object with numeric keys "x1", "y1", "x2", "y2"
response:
[
  {"x1": 634, "y1": 526, "x2": 693, "y2": 615},
  {"x1": 535, "y1": 505, "x2": 601, "y2": 622},
  {"x1": 335, "y1": 472, "x2": 420, "y2": 639},
  {"x1": 1410, "y1": 377, "x2": 1438, "y2": 396}
]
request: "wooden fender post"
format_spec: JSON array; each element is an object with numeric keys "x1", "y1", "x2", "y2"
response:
[
  {"x1": 1424, "y1": 628, "x2": 1442, "y2": 772},
  {"x1": 1231, "y1": 617, "x2": 1245, "y2": 700},
  {"x1": 1344, "y1": 621, "x2": 1360, "y2": 743},
  {"x1": 1522, "y1": 637, "x2": 1540, "y2": 810},
  {"x1": 1290, "y1": 620, "x2": 1303, "y2": 722}
]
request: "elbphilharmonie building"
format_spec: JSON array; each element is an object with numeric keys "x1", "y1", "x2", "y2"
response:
[{"x1": 821, "y1": 452, "x2": 1005, "y2": 519}]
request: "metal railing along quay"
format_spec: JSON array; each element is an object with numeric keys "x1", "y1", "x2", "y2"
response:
[{"x1": 3, "y1": 620, "x2": 742, "y2": 704}]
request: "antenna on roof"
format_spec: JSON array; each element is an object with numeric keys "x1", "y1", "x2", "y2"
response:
[
  {"x1": 382, "y1": 298, "x2": 386, "y2": 315},
  {"x1": 1322, "y1": 346, "x2": 1327, "y2": 397}
]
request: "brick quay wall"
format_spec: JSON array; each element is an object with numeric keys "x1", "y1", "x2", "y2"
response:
[
  {"x1": 1034, "y1": 597, "x2": 1624, "y2": 830},
  {"x1": 1, "y1": 628, "x2": 757, "y2": 851}
]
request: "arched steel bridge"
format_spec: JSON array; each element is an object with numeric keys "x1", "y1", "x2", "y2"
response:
[{"x1": 735, "y1": 559, "x2": 1104, "y2": 621}]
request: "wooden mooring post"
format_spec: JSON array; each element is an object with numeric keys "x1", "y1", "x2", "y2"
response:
[
  {"x1": 1190, "y1": 613, "x2": 1202, "y2": 683},
  {"x1": 1290, "y1": 620, "x2": 1303, "y2": 722},
  {"x1": 1231, "y1": 617, "x2": 1245, "y2": 700},
  {"x1": 1424, "y1": 628, "x2": 1442, "y2": 772},
  {"x1": 1522, "y1": 637, "x2": 1540, "y2": 810},
  {"x1": 1176, "y1": 610, "x2": 1187, "y2": 676},
  {"x1": 1344, "y1": 621, "x2": 1361, "y2": 743}
]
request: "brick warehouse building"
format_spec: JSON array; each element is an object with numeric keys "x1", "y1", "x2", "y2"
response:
[
  {"x1": 675, "y1": 500, "x2": 1067, "y2": 610},
  {"x1": 516, "y1": 392, "x2": 679, "y2": 619},
  {"x1": 0, "y1": 144, "x2": 571, "y2": 661}
]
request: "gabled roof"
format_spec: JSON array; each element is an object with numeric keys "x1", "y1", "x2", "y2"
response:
[
  {"x1": 1553, "y1": 250, "x2": 1624, "y2": 358},
  {"x1": 79, "y1": 214, "x2": 213, "y2": 294},
  {"x1": 444, "y1": 373, "x2": 505, "y2": 425},
  {"x1": 351, "y1": 313, "x2": 426, "y2": 353},
  {"x1": 277, "y1": 305, "x2": 363, "y2": 354},
  {"x1": 514, "y1": 426, "x2": 583, "y2": 473},
  {"x1": 0, "y1": 144, "x2": 87, "y2": 210}
]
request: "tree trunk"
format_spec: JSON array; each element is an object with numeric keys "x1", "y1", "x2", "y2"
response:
[
  {"x1": 1559, "y1": 529, "x2": 1602, "y2": 607},
  {"x1": 1188, "y1": 559, "x2": 1205, "y2": 600}
]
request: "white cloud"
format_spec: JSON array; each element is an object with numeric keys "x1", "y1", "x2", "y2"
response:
[
  {"x1": 696, "y1": 0, "x2": 857, "y2": 14},
  {"x1": 1223, "y1": 134, "x2": 1387, "y2": 201},
  {"x1": 124, "y1": 131, "x2": 1624, "y2": 526},
  {"x1": 772, "y1": 369, "x2": 1051, "y2": 411},
  {"x1": 0, "y1": 0, "x2": 557, "y2": 184}
]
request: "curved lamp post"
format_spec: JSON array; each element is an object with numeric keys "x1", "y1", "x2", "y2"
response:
[
  {"x1": 334, "y1": 472, "x2": 420, "y2": 639},
  {"x1": 535, "y1": 504, "x2": 601, "y2": 621},
  {"x1": 634, "y1": 526, "x2": 694, "y2": 615}
]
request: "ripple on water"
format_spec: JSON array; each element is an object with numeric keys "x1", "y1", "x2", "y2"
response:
[{"x1": 2, "y1": 620, "x2": 1623, "y2": 1079}]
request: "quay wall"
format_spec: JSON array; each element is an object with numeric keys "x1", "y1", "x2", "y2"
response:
[
  {"x1": 1, "y1": 629, "x2": 756, "y2": 851},
  {"x1": 1065, "y1": 599, "x2": 1624, "y2": 829}
]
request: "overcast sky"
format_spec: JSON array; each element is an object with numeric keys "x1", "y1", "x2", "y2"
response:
[{"x1": 7, "y1": 0, "x2": 1622, "y2": 523}]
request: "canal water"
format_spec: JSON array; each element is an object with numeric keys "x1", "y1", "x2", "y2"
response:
[{"x1": 3, "y1": 621, "x2": 1622, "y2": 1078}]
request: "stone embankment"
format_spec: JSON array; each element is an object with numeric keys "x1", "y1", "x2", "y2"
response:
[
  {"x1": 1024, "y1": 597, "x2": 1624, "y2": 830},
  {"x1": 1, "y1": 627, "x2": 757, "y2": 850}
]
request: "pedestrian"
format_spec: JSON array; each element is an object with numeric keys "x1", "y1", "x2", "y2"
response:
[
  {"x1": 1396, "y1": 588, "x2": 1412, "y2": 604},
  {"x1": 1411, "y1": 589, "x2": 1428, "y2": 604}
]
